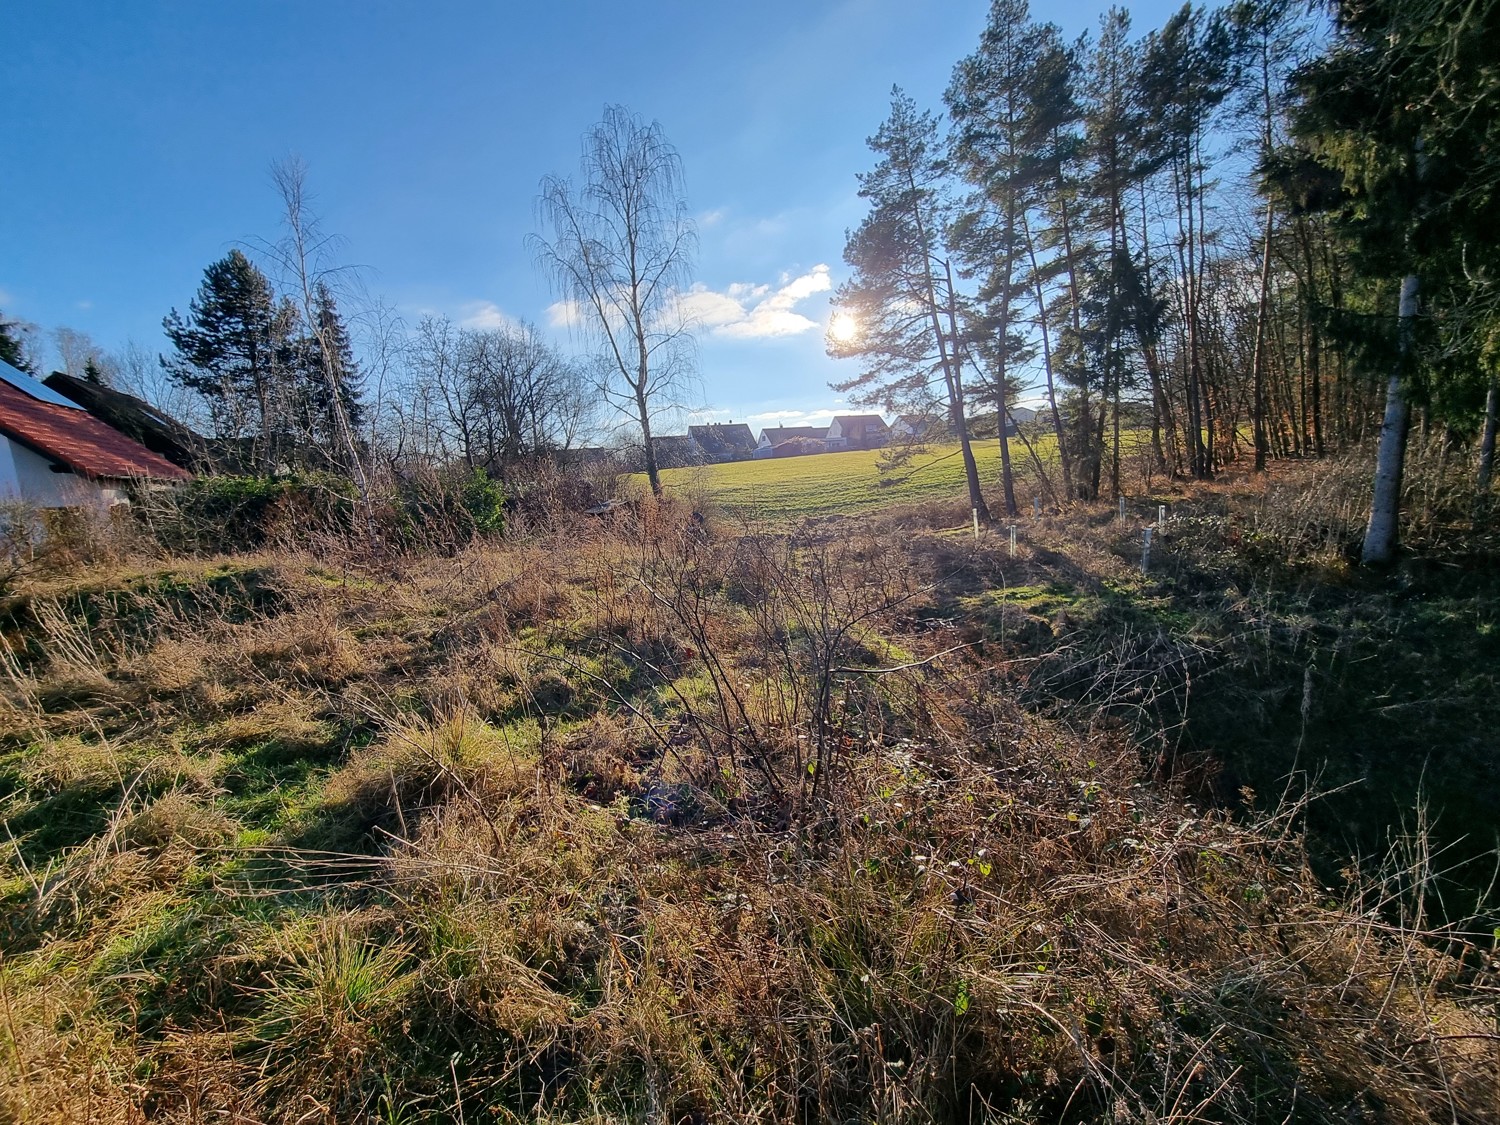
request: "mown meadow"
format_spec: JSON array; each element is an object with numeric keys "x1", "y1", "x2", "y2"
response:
[{"x1": 649, "y1": 435, "x2": 1075, "y2": 521}]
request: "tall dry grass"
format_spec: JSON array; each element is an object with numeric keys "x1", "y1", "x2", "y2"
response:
[{"x1": 0, "y1": 486, "x2": 1494, "y2": 1123}]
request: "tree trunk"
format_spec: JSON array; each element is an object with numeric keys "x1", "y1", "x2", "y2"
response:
[
  {"x1": 638, "y1": 392, "x2": 661, "y2": 497},
  {"x1": 1361, "y1": 274, "x2": 1418, "y2": 565},
  {"x1": 1023, "y1": 211, "x2": 1073, "y2": 500},
  {"x1": 932, "y1": 257, "x2": 991, "y2": 525},
  {"x1": 1298, "y1": 219, "x2": 1326, "y2": 457},
  {"x1": 636, "y1": 329, "x2": 662, "y2": 497},
  {"x1": 1137, "y1": 183, "x2": 1176, "y2": 477},
  {"x1": 1250, "y1": 201, "x2": 1275, "y2": 472},
  {"x1": 997, "y1": 403, "x2": 1019, "y2": 516},
  {"x1": 1476, "y1": 376, "x2": 1497, "y2": 497}
]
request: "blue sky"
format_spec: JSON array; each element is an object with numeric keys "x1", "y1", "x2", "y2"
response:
[{"x1": 3, "y1": 0, "x2": 1177, "y2": 434}]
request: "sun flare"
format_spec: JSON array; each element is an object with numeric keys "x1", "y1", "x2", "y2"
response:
[{"x1": 828, "y1": 310, "x2": 859, "y2": 344}]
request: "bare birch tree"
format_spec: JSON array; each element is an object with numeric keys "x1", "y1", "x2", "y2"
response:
[
  {"x1": 264, "y1": 156, "x2": 378, "y2": 546},
  {"x1": 531, "y1": 105, "x2": 696, "y2": 496}
]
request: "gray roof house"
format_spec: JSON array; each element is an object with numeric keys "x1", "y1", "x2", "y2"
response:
[
  {"x1": 687, "y1": 423, "x2": 757, "y2": 463},
  {"x1": 825, "y1": 414, "x2": 890, "y2": 450},
  {"x1": 753, "y1": 425, "x2": 829, "y2": 458}
]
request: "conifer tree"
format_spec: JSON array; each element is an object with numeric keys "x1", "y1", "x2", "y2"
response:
[
  {"x1": 947, "y1": 0, "x2": 1058, "y2": 515},
  {"x1": 293, "y1": 282, "x2": 365, "y2": 469},
  {"x1": 829, "y1": 88, "x2": 991, "y2": 524},
  {"x1": 1139, "y1": 4, "x2": 1234, "y2": 481},
  {"x1": 0, "y1": 312, "x2": 32, "y2": 373},
  {"x1": 163, "y1": 249, "x2": 293, "y2": 470},
  {"x1": 1294, "y1": 0, "x2": 1500, "y2": 560}
]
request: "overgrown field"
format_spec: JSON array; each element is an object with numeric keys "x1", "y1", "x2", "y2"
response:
[{"x1": 1, "y1": 472, "x2": 1497, "y2": 1124}]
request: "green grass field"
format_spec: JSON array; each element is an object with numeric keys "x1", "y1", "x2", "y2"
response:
[
  {"x1": 648, "y1": 438, "x2": 1049, "y2": 520},
  {"x1": 648, "y1": 429, "x2": 1156, "y2": 520}
]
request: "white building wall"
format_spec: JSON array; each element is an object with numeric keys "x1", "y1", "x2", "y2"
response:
[
  {"x1": 0, "y1": 436, "x2": 18, "y2": 501},
  {"x1": 0, "y1": 435, "x2": 110, "y2": 508}
]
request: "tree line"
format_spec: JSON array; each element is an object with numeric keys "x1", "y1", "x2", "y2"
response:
[
  {"x1": 6, "y1": 0, "x2": 1493, "y2": 562},
  {"x1": 830, "y1": 0, "x2": 1499, "y2": 561}
]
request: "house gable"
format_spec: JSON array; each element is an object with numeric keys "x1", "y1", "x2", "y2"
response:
[
  {"x1": 826, "y1": 414, "x2": 890, "y2": 449},
  {"x1": 0, "y1": 360, "x2": 192, "y2": 488}
]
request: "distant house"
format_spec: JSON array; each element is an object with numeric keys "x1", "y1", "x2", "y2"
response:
[
  {"x1": 825, "y1": 414, "x2": 890, "y2": 451},
  {"x1": 0, "y1": 360, "x2": 191, "y2": 509},
  {"x1": 1008, "y1": 405, "x2": 1040, "y2": 426},
  {"x1": 891, "y1": 413, "x2": 946, "y2": 441},
  {"x1": 560, "y1": 445, "x2": 626, "y2": 470},
  {"x1": 648, "y1": 434, "x2": 703, "y2": 469},
  {"x1": 687, "y1": 423, "x2": 756, "y2": 463},
  {"x1": 754, "y1": 426, "x2": 828, "y2": 458}
]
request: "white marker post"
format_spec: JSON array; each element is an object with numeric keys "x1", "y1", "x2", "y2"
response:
[
  {"x1": 1009, "y1": 525, "x2": 1017, "y2": 558},
  {"x1": 1158, "y1": 503, "x2": 1167, "y2": 528},
  {"x1": 1118, "y1": 496, "x2": 1126, "y2": 525},
  {"x1": 972, "y1": 508, "x2": 979, "y2": 541},
  {"x1": 1142, "y1": 526, "x2": 1154, "y2": 573}
]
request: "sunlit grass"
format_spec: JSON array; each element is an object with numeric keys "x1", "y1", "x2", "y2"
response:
[{"x1": 646, "y1": 429, "x2": 1157, "y2": 520}]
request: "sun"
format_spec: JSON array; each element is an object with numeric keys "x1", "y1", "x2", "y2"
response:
[{"x1": 828, "y1": 310, "x2": 859, "y2": 345}]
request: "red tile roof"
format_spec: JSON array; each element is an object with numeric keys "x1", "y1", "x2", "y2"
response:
[{"x1": 0, "y1": 377, "x2": 192, "y2": 482}]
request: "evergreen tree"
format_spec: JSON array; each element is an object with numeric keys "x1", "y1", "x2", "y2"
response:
[
  {"x1": 1228, "y1": 0, "x2": 1307, "y2": 470},
  {"x1": 1139, "y1": 4, "x2": 1234, "y2": 481},
  {"x1": 947, "y1": 0, "x2": 1059, "y2": 515},
  {"x1": 0, "y1": 312, "x2": 32, "y2": 373},
  {"x1": 1014, "y1": 27, "x2": 1091, "y2": 499},
  {"x1": 292, "y1": 282, "x2": 365, "y2": 469},
  {"x1": 1294, "y1": 0, "x2": 1500, "y2": 560},
  {"x1": 829, "y1": 88, "x2": 991, "y2": 524},
  {"x1": 1072, "y1": 8, "x2": 1164, "y2": 495},
  {"x1": 163, "y1": 249, "x2": 293, "y2": 470}
]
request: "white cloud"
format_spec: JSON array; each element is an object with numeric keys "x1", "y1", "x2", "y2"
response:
[
  {"x1": 676, "y1": 287, "x2": 750, "y2": 330},
  {"x1": 459, "y1": 301, "x2": 518, "y2": 331},
  {"x1": 545, "y1": 299, "x2": 585, "y2": 330},
  {"x1": 75, "y1": 299, "x2": 93, "y2": 311},
  {"x1": 679, "y1": 264, "x2": 833, "y2": 341},
  {"x1": 698, "y1": 207, "x2": 727, "y2": 228}
]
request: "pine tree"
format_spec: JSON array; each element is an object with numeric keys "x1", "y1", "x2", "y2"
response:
[
  {"x1": 292, "y1": 282, "x2": 365, "y2": 469},
  {"x1": 1139, "y1": 4, "x2": 1234, "y2": 481},
  {"x1": 1071, "y1": 8, "x2": 1163, "y2": 495},
  {"x1": 0, "y1": 312, "x2": 32, "y2": 373},
  {"x1": 829, "y1": 88, "x2": 991, "y2": 524},
  {"x1": 163, "y1": 249, "x2": 293, "y2": 471},
  {"x1": 947, "y1": 0, "x2": 1059, "y2": 515}
]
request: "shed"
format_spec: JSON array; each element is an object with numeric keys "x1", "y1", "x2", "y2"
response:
[{"x1": 754, "y1": 426, "x2": 828, "y2": 458}]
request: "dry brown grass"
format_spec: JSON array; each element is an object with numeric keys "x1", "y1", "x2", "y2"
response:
[{"x1": 0, "y1": 488, "x2": 1494, "y2": 1123}]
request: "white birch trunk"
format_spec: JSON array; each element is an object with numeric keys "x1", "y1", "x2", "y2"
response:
[{"x1": 1361, "y1": 273, "x2": 1418, "y2": 564}]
